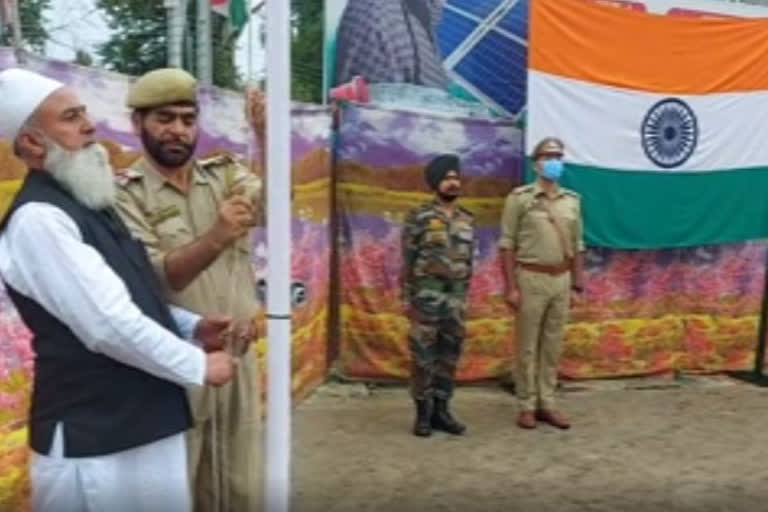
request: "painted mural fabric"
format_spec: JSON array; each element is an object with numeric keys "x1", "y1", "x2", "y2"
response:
[{"x1": 334, "y1": 0, "x2": 448, "y2": 88}]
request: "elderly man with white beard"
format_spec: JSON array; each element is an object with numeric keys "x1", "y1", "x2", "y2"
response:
[{"x1": 0, "y1": 68, "x2": 238, "y2": 512}]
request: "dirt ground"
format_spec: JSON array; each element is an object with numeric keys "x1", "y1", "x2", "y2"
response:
[{"x1": 291, "y1": 375, "x2": 768, "y2": 512}]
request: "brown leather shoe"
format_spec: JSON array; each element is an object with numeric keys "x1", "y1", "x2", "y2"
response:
[
  {"x1": 517, "y1": 410, "x2": 536, "y2": 429},
  {"x1": 536, "y1": 409, "x2": 571, "y2": 429}
]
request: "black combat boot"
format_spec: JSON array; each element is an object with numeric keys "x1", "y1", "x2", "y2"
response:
[
  {"x1": 413, "y1": 398, "x2": 433, "y2": 437},
  {"x1": 431, "y1": 397, "x2": 466, "y2": 435}
]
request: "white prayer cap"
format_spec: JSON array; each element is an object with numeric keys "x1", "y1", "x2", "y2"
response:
[{"x1": 0, "y1": 68, "x2": 65, "y2": 140}]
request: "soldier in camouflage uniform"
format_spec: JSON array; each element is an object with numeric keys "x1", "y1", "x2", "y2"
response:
[
  {"x1": 401, "y1": 154, "x2": 474, "y2": 437},
  {"x1": 114, "y1": 69, "x2": 263, "y2": 512}
]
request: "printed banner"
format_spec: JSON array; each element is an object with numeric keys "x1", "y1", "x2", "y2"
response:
[
  {"x1": 334, "y1": 102, "x2": 766, "y2": 383},
  {"x1": 323, "y1": 0, "x2": 768, "y2": 119},
  {"x1": 336, "y1": 103, "x2": 524, "y2": 380},
  {"x1": 0, "y1": 48, "x2": 332, "y2": 510},
  {"x1": 251, "y1": 106, "x2": 333, "y2": 401},
  {"x1": 323, "y1": 0, "x2": 528, "y2": 117}
]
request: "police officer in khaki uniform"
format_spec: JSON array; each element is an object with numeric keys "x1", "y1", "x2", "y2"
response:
[
  {"x1": 114, "y1": 68, "x2": 263, "y2": 512},
  {"x1": 499, "y1": 137, "x2": 585, "y2": 430}
]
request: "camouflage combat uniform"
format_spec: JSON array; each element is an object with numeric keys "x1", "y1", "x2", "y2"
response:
[{"x1": 402, "y1": 199, "x2": 474, "y2": 400}]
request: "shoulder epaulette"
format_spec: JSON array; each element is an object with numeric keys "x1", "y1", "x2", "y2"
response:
[
  {"x1": 458, "y1": 205, "x2": 474, "y2": 218},
  {"x1": 513, "y1": 184, "x2": 534, "y2": 195},
  {"x1": 406, "y1": 202, "x2": 433, "y2": 221},
  {"x1": 198, "y1": 153, "x2": 238, "y2": 171},
  {"x1": 414, "y1": 202, "x2": 434, "y2": 213},
  {"x1": 114, "y1": 168, "x2": 143, "y2": 187}
]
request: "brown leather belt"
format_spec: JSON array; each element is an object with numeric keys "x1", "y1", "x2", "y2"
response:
[{"x1": 518, "y1": 260, "x2": 571, "y2": 275}]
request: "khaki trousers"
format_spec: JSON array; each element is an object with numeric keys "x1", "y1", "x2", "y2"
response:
[
  {"x1": 186, "y1": 350, "x2": 262, "y2": 512},
  {"x1": 515, "y1": 268, "x2": 570, "y2": 411}
]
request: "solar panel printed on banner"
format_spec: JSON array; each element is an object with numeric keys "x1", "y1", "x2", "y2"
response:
[
  {"x1": 436, "y1": 8, "x2": 479, "y2": 58},
  {"x1": 325, "y1": 0, "x2": 768, "y2": 119},
  {"x1": 437, "y1": 0, "x2": 529, "y2": 118},
  {"x1": 497, "y1": 0, "x2": 529, "y2": 40}
]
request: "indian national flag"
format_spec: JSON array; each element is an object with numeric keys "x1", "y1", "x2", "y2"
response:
[
  {"x1": 211, "y1": 0, "x2": 248, "y2": 31},
  {"x1": 528, "y1": 0, "x2": 768, "y2": 249}
]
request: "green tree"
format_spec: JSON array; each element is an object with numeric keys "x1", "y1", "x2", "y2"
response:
[
  {"x1": 95, "y1": 0, "x2": 167, "y2": 76},
  {"x1": 186, "y1": 8, "x2": 243, "y2": 89},
  {"x1": 96, "y1": 0, "x2": 324, "y2": 97},
  {"x1": 290, "y1": 0, "x2": 323, "y2": 103},
  {"x1": 1, "y1": 0, "x2": 51, "y2": 52},
  {"x1": 96, "y1": 0, "x2": 241, "y2": 89},
  {"x1": 74, "y1": 49, "x2": 94, "y2": 67}
]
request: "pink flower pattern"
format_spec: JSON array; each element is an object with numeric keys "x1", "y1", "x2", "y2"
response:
[{"x1": 337, "y1": 219, "x2": 768, "y2": 381}]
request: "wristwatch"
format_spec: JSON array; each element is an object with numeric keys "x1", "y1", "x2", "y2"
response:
[{"x1": 571, "y1": 284, "x2": 584, "y2": 293}]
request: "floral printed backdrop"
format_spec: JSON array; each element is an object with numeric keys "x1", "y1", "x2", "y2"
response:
[
  {"x1": 0, "y1": 49, "x2": 332, "y2": 511},
  {"x1": 251, "y1": 106, "x2": 333, "y2": 401},
  {"x1": 335, "y1": 103, "x2": 768, "y2": 382}
]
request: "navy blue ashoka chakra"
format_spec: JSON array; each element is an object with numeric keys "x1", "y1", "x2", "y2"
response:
[{"x1": 641, "y1": 98, "x2": 698, "y2": 169}]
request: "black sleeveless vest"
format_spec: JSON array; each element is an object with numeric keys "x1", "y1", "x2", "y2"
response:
[{"x1": 0, "y1": 170, "x2": 192, "y2": 457}]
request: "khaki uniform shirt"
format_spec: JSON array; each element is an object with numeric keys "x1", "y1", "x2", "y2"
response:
[
  {"x1": 498, "y1": 182, "x2": 585, "y2": 265},
  {"x1": 114, "y1": 155, "x2": 262, "y2": 319}
]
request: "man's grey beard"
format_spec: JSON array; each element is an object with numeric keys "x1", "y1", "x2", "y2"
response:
[{"x1": 45, "y1": 139, "x2": 116, "y2": 210}]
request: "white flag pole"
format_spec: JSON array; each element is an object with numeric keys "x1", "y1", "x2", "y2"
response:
[
  {"x1": 164, "y1": 0, "x2": 185, "y2": 68},
  {"x1": 264, "y1": 0, "x2": 292, "y2": 511}
]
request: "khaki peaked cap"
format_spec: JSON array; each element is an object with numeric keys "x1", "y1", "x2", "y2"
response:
[{"x1": 126, "y1": 68, "x2": 198, "y2": 109}]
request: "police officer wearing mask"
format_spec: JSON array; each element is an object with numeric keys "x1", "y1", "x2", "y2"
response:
[{"x1": 498, "y1": 137, "x2": 586, "y2": 430}]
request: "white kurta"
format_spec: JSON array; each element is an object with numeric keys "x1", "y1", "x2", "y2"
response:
[{"x1": 0, "y1": 202, "x2": 208, "y2": 512}]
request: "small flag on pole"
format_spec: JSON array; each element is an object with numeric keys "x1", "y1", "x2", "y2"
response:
[{"x1": 211, "y1": 0, "x2": 248, "y2": 31}]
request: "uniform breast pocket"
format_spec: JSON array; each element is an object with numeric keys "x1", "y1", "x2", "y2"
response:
[
  {"x1": 524, "y1": 210, "x2": 552, "y2": 234},
  {"x1": 453, "y1": 226, "x2": 473, "y2": 256},
  {"x1": 526, "y1": 209, "x2": 550, "y2": 223},
  {"x1": 423, "y1": 229, "x2": 448, "y2": 247},
  {"x1": 559, "y1": 211, "x2": 578, "y2": 237},
  {"x1": 155, "y1": 215, "x2": 192, "y2": 250}
]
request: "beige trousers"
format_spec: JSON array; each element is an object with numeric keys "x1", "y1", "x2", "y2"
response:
[
  {"x1": 186, "y1": 350, "x2": 262, "y2": 512},
  {"x1": 515, "y1": 268, "x2": 570, "y2": 411}
]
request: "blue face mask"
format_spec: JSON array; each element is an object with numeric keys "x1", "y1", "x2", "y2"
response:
[{"x1": 541, "y1": 159, "x2": 564, "y2": 181}]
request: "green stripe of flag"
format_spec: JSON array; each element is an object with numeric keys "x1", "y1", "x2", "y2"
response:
[{"x1": 526, "y1": 162, "x2": 768, "y2": 249}]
